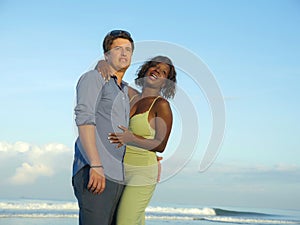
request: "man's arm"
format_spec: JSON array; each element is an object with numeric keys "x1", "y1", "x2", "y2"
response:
[
  {"x1": 75, "y1": 71, "x2": 106, "y2": 194},
  {"x1": 78, "y1": 125, "x2": 105, "y2": 194}
]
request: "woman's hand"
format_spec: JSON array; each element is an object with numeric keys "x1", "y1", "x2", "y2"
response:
[
  {"x1": 108, "y1": 125, "x2": 135, "y2": 148},
  {"x1": 95, "y1": 60, "x2": 112, "y2": 81}
]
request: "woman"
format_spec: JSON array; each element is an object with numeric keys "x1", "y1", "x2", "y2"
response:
[{"x1": 99, "y1": 56, "x2": 177, "y2": 225}]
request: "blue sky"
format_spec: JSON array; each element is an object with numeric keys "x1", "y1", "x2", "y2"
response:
[{"x1": 0, "y1": 0, "x2": 300, "y2": 210}]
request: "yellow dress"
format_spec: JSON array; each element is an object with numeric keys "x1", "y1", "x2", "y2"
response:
[{"x1": 116, "y1": 96, "x2": 160, "y2": 225}]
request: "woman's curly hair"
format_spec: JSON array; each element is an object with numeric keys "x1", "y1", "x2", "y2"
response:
[{"x1": 135, "y1": 56, "x2": 177, "y2": 99}]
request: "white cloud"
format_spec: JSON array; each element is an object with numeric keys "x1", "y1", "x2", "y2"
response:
[
  {"x1": 14, "y1": 141, "x2": 31, "y2": 153},
  {"x1": 9, "y1": 163, "x2": 53, "y2": 185},
  {"x1": 274, "y1": 163, "x2": 299, "y2": 172},
  {"x1": 0, "y1": 141, "x2": 31, "y2": 153},
  {"x1": 0, "y1": 141, "x2": 72, "y2": 185},
  {"x1": 205, "y1": 161, "x2": 300, "y2": 174}
]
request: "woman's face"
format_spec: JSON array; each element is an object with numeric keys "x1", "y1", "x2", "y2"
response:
[{"x1": 144, "y1": 62, "x2": 170, "y2": 89}]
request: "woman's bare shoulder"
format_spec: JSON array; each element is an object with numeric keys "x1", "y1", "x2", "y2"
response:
[
  {"x1": 156, "y1": 97, "x2": 171, "y2": 110},
  {"x1": 128, "y1": 86, "x2": 140, "y2": 99}
]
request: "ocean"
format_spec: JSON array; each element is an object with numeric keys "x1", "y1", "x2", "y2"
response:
[{"x1": 0, "y1": 199, "x2": 299, "y2": 225}]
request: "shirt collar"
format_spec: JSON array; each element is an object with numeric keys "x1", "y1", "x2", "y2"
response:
[{"x1": 111, "y1": 75, "x2": 128, "y2": 90}]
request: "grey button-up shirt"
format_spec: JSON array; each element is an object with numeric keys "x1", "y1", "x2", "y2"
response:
[{"x1": 73, "y1": 69, "x2": 130, "y2": 182}]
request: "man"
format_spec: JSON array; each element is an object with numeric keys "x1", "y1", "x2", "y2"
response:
[{"x1": 72, "y1": 30, "x2": 134, "y2": 225}]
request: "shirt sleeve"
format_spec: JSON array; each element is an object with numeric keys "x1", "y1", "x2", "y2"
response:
[{"x1": 74, "y1": 70, "x2": 105, "y2": 126}]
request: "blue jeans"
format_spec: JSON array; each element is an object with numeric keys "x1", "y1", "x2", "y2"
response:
[{"x1": 72, "y1": 165, "x2": 124, "y2": 225}]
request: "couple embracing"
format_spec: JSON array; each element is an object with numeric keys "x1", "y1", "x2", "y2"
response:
[{"x1": 72, "y1": 30, "x2": 177, "y2": 225}]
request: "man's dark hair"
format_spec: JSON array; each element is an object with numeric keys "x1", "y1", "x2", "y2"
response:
[{"x1": 103, "y1": 30, "x2": 134, "y2": 53}]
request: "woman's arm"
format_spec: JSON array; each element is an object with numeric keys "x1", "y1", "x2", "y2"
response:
[
  {"x1": 108, "y1": 99, "x2": 173, "y2": 153},
  {"x1": 95, "y1": 60, "x2": 112, "y2": 81}
]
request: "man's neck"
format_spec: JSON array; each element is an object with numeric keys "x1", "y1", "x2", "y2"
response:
[
  {"x1": 108, "y1": 64, "x2": 126, "y2": 85},
  {"x1": 114, "y1": 71, "x2": 125, "y2": 85}
]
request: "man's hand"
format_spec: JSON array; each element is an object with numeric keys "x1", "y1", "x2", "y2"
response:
[{"x1": 87, "y1": 167, "x2": 106, "y2": 194}]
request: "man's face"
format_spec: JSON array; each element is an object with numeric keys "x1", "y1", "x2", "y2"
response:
[{"x1": 105, "y1": 38, "x2": 133, "y2": 73}]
